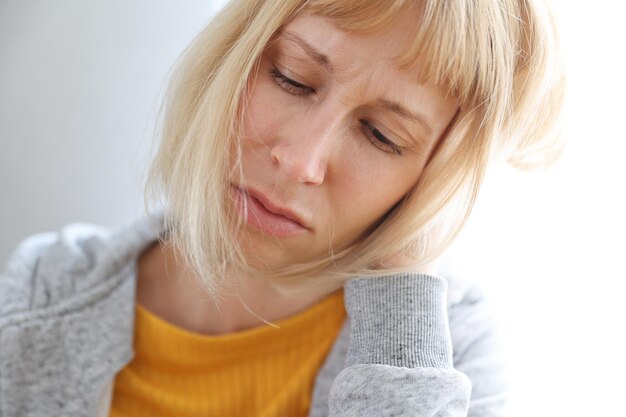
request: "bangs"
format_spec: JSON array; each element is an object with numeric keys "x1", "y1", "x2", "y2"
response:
[
  {"x1": 306, "y1": 0, "x2": 523, "y2": 108},
  {"x1": 147, "y1": 0, "x2": 563, "y2": 295}
]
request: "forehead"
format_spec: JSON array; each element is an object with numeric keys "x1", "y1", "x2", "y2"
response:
[{"x1": 277, "y1": 11, "x2": 423, "y2": 81}]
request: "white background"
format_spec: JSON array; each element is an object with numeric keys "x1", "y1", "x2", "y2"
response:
[{"x1": 1, "y1": 1, "x2": 624, "y2": 416}]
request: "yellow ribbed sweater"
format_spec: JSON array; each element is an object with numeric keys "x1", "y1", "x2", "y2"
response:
[{"x1": 109, "y1": 288, "x2": 346, "y2": 417}]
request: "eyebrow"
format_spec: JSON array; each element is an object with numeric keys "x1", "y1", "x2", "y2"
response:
[
  {"x1": 282, "y1": 30, "x2": 332, "y2": 71},
  {"x1": 280, "y1": 30, "x2": 434, "y2": 136}
]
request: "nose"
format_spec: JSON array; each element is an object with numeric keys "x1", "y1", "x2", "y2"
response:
[
  {"x1": 270, "y1": 117, "x2": 339, "y2": 185},
  {"x1": 270, "y1": 143, "x2": 326, "y2": 185}
]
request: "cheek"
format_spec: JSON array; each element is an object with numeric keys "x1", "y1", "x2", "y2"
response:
[
  {"x1": 330, "y1": 159, "x2": 421, "y2": 240},
  {"x1": 340, "y1": 150, "x2": 421, "y2": 203},
  {"x1": 241, "y1": 81, "x2": 288, "y2": 144}
]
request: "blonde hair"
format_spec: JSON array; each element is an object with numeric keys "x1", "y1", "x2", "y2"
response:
[{"x1": 144, "y1": 0, "x2": 565, "y2": 299}]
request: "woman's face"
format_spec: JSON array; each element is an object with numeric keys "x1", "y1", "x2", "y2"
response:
[{"x1": 231, "y1": 10, "x2": 458, "y2": 270}]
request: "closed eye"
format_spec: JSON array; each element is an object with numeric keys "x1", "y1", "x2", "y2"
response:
[{"x1": 269, "y1": 68, "x2": 315, "y2": 96}]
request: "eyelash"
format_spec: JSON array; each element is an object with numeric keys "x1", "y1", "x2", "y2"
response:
[{"x1": 268, "y1": 67, "x2": 402, "y2": 156}]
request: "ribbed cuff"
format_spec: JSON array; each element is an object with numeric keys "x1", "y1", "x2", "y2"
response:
[{"x1": 343, "y1": 273, "x2": 453, "y2": 369}]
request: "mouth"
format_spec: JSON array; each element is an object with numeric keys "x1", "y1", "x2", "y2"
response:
[{"x1": 231, "y1": 184, "x2": 311, "y2": 237}]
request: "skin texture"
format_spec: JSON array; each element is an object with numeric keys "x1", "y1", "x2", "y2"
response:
[{"x1": 136, "y1": 10, "x2": 459, "y2": 335}]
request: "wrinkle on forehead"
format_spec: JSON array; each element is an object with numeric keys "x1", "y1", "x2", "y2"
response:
[
  {"x1": 302, "y1": 1, "x2": 469, "y2": 100},
  {"x1": 281, "y1": 10, "x2": 426, "y2": 84}
]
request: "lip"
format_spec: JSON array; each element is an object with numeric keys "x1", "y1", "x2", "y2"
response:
[{"x1": 232, "y1": 184, "x2": 311, "y2": 232}]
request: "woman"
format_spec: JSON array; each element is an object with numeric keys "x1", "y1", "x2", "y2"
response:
[{"x1": 0, "y1": 0, "x2": 564, "y2": 416}]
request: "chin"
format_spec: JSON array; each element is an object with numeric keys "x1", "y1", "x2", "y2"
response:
[{"x1": 237, "y1": 232, "x2": 319, "y2": 272}]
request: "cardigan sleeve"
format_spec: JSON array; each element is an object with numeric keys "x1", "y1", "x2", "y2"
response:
[{"x1": 328, "y1": 273, "x2": 506, "y2": 416}]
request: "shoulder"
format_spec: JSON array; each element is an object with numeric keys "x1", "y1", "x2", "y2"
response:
[
  {"x1": 0, "y1": 211, "x2": 165, "y2": 319},
  {"x1": 444, "y1": 274, "x2": 503, "y2": 353},
  {"x1": 444, "y1": 274, "x2": 509, "y2": 415},
  {"x1": 0, "y1": 222, "x2": 111, "y2": 318},
  {"x1": 443, "y1": 273, "x2": 504, "y2": 359}
]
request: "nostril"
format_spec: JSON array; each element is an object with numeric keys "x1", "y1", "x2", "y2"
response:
[
  {"x1": 270, "y1": 147, "x2": 281, "y2": 166},
  {"x1": 270, "y1": 143, "x2": 327, "y2": 184}
]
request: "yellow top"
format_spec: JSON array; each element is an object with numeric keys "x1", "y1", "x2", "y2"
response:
[{"x1": 109, "y1": 289, "x2": 346, "y2": 417}]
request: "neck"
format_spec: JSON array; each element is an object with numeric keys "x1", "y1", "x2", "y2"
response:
[{"x1": 136, "y1": 239, "x2": 341, "y2": 336}]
